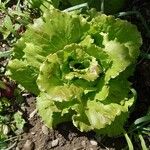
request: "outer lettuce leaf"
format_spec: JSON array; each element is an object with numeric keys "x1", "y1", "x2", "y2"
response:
[
  {"x1": 23, "y1": 9, "x2": 89, "y2": 57},
  {"x1": 89, "y1": 14, "x2": 142, "y2": 81},
  {"x1": 104, "y1": 75, "x2": 131, "y2": 104},
  {"x1": 6, "y1": 59, "x2": 39, "y2": 94},
  {"x1": 72, "y1": 101, "x2": 124, "y2": 132},
  {"x1": 72, "y1": 86, "x2": 135, "y2": 135},
  {"x1": 37, "y1": 92, "x2": 73, "y2": 127},
  {"x1": 104, "y1": 38, "x2": 132, "y2": 81},
  {"x1": 96, "y1": 90, "x2": 136, "y2": 136},
  {"x1": 89, "y1": 14, "x2": 142, "y2": 51},
  {"x1": 96, "y1": 112, "x2": 128, "y2": 136}
]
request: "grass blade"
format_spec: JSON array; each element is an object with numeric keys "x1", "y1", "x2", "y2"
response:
[
  {"x1": 63, "y1": 3, "x2": 88, "y2": 12},
  {"x1": 134, "y1": 115, "x2": 150, "y2": 125},
  {"x1": 124, "y1": 133, "x2": 134, "y2": 150},
  {"x1": 129, "y1": 115, "x2": 150, "y2": 132},
  {"x1": 138, "y1": 133, "x2": 148, "y2": 150}
]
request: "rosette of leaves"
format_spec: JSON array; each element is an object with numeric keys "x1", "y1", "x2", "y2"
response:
[{"x1": 7, "y1": 8, "x2": 142, "y2": 136}]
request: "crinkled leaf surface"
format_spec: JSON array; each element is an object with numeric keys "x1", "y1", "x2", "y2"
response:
[
  {"x1": 89, "y1": 14, "x2": 142, "y2": 81},
  {"x1": 7, "y1": 59, "x2": 39, "y2": 94},
  {"x1": 36, "y1": 92, "x2": 76, "y2": 128},
  {"x1": 72, "y1": 87, "x2": 135, "y2": 135},
  {"x1": 37, "y1": 43, "x2": 109, "y2": 101}
]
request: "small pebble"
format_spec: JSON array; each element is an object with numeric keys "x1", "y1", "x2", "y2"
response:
[
  {"x1": 73, "y1": 147, "x2": 82, "y2": 150},
  {"x1": 2, "y1": 44, "x2": 6, "y2": 48},
  {"x1": 90, "y1": 139, "x2": 98, "y2": 146},
  {"x1": 22, "y1": 93, "x2": 31, "y2": 97},
  {"x1": 16, "y1": 147, "x2": 20, "y2": 150},
  {"x1": 31, "y1": 132, "x2": 35, "y2": 135},
  {"x1": 81, "y1": 140, "x2": 86, "y2": 147},
  {"x1": 3, "y1": 125, "x2": 10, "y2": 135},
  {"x1": 51, "y1": 139, "x2": 59, "y2": 147},
  {"x1": 42, "y1": 125, "x2": 49, "y2": 135},
  {"x1": 29, "y1": 109, "x2": 37, "y2": 120},
  {"x1": 23, "y1": 140, "x2": 34, "y2": 150}
]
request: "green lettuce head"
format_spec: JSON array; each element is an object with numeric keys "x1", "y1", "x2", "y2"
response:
[{"x1": 7, "y1": 8, "x2": 142, "y2": 136}]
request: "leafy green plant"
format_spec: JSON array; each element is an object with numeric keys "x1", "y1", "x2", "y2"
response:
[
  {"x1": 0, "y1": 97, "x2": 11, "y2": 143},
  {"x1": 0, "y1": 15, "x2": 14, "y2": 39},
  {"x1": 0, "y1": 78, "x2": 25, "y2": 145},
  {"x1": 0, "y1": 0, "x2": 32, "y2": 40},
  {"x1": 6, "y1": 7, "x2": 142, "y2": 136},
  {"x1": 13, "y1": 111, "x2": 26, "y2": 131},
  {"x1": 0, "y1": 109, "x2": 25, "y2": 149},
  {"x1": 0, "y1": 98, "x2": 26, "y2": 148}
]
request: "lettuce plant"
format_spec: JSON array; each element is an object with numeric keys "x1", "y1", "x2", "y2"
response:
[{"x1": 6, "y1": 8, "x2": 142, "y2": 136}]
